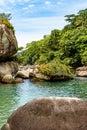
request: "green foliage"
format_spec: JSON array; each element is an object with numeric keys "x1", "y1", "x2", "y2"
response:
[
  {"x1": 80, "y1": 47, "x2": 87, "y2": 65},
  {"x1": 0, "y1": 13, "x2": 12, "y2": 20},
  {"x1": 65, "y1": 8, "x2": 87, "y2": 28},
  {"x1": 48, "y1": 29, "x2": 61, "y2": 50},
  {"x1": 16, "y1": 8, "x2": 87, "y2": 69},
  {"x1": 38, "y1": 59, "x2": 73, "y2": 77},
  {"x1": 18, "y1": 46, "x2": 24, "y2": 51},
  {"x1": 60, "y1": 26, "x2": 87, "y2": 67}
]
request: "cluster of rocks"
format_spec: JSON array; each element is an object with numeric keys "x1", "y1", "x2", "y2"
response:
[
  {"x1": 1, "y1": 97, "x2": 87, "y2": 130},
  {"x1": 16, "y1": 64, "x2": 73, "y2": 82},
  {"x1": 16, "y1": 64, "x2": 87, "y2": 82},
  {"x1": 16, "y1": 64, "x2": 51, "y2": 81},
  {"x1": 0, "y1": 23, "x2": 23, "y2": 83}
]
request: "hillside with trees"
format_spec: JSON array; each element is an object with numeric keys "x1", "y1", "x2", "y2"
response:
[
  {"x1": 16, "y1": 8, "x2": 87, "y2": 69},
  {"x1": 13, "y1": 8, "x2": 87, "y2": 79}
]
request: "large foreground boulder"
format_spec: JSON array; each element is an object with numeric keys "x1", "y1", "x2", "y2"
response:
[
  {"x1": 0, "y1": 23, "x2": 18, "y2": 60},
  {"x1": 0, "y1": 61, "x2": 23, "y2": 83},
  {"x1": 1, "y1": 97, "x2": 87, "y2": 130}
]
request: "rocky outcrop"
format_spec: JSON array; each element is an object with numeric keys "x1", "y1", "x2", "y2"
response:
[
  {"x1": 0, "y1": 23, "x2": 18, "y2": 61},
  {"x1": 0, "y1": 61, "x2": 23, "y2": 83},
  {"x1": 29, "y1": 64, "x2": 73, "y2": 81},
  {"x1": 76, "y1": 66, "x2": 87, "y2": 77},
  {"x1": 29, "y1": 65, "x2": 50, "y2": 81},
  {"x1": 0, "y1": 21, "x2": 21, "y2": 83},
  {"x1": 17, "y1": 63, "x2": 73, "y2": 81},
  {"x1": 1, "y1": 97, "x2": 87, "y2": 130}
]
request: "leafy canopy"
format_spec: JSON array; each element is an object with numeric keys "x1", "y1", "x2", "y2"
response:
[{"x1": 16, "y1": 8, "x2": 87, "y2": 68}]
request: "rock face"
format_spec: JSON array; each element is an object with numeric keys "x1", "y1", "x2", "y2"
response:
[
  {"x1": 76, "y1": 66, "x2": 87, "y2": 77},
  {"x1": 1, "y1": 97, "x2": 87, "y2": 130},
  {"x1": 0, "y1": 23, "x2": 18, "y2": 61},
  {"x1": 0, "y1": 61, "x2": 21, "y2": 83},
  {"x1": 0, "y1": 21, "x2": 20, "y2": 83}
]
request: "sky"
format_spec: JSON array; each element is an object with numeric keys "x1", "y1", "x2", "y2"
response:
[{"x1": 0, "y1": 0, "x2": 87, "y2": 47}]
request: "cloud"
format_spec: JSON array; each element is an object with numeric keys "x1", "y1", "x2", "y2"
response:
[
  {"x1": 44, "y1": 1, "x2": 51, "y2": 6},
  {"x1": 13, "y1": 16, "x2": 67, "y2": 47},
  {"x1": 8, "y1": 0, "x2": 15, "y2": 3},
  {"x1": 18, "y1": 0, "x2": 29, "y2": 2},
  {"x1": 23, "y1": 4, "x2": 35, "y2": 10},
  {"x1": 72, "y1": 2, "x2": 87, "y2": 13},
  {"x1": 8, "y1": 0, "x2": 29, "y2": 3},
  {"x1": 57, "y1": 1, "x2": 62, "y2": 5},
  {"x1": 13, "y1": 16, "x2": 66, "y2": 31},
  {"x1": 15, "y1": 31, "x2": 44, "y2": 47},
  {"x1": 0, "y1": 0, "x2": 5, "y2": 5},
  {"x1": 28, "y1": 4, "x2": 35, "y2": 8},
  {"x1": 60, "y1": 1, "x2": 87, "y2": 17}
]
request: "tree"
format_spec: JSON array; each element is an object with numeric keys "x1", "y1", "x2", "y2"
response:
[
  {"x1": 0, "y1": 13, "x2": 12, "y2": 20},
  {"x1": 49, "y1": 29, "x2": 60, "y2": 50},
  {"x1": 60, "y1": 26, "x2": 87, "y2": 67},
  {"x1": 65, "y1": 14, "x2": 76, "y2": 25},
  {"x1": 15, "y1": 8, "x2": 87, "y2": 69},
  {"x1": 65, "y1": 8, "x2": 87, "y2": 28}
]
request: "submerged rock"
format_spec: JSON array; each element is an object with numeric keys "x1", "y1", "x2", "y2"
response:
[
  {"x1": 1, "y1": 97, "x2": 87, "y2": 130},
  {"x1": 0, "y1": 23, "x2": 18, "y2": 61}
]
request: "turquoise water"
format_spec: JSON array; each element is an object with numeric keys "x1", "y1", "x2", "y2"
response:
[{"x1": 0, "y1": 78, "x2": 87, "y2": 127}]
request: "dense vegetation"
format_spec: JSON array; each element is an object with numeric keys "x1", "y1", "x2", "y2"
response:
[{"x1": 16, "y1": 8, "x2": 87, "y2": 69}]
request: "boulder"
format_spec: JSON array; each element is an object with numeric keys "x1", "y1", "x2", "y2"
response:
[
  {"x1": 16, "y1": 65, "x2": 31, "y2": 79},
  {"x1": 0, "y1": 61, "x2": 19, "y2": 83},
  {"x1": 16, "y1": 70, "x2": 29, "y2": 79},
  {"x1": 12, "y1": 77, "x2": 24, "y2": 83},
  {"x1": 1, "y1": 97, "x2": 87, "y2": 130},
  {"x1": 0, "y1": 23, "x2": 18, "y2": 61},
  {"x1": 76, "y1": 66, "x2": 87, "y2": 77}
]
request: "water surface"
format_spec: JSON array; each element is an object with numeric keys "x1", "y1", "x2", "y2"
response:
[{"x1": 0, "y1": 78, "x2": 87, "y2": 127}]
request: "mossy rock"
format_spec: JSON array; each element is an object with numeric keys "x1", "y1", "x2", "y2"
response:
[
  {"x1": 0, "y1": 18, "x2": 15, "y2": 34},
  {"x1": 38, "y1": 59, "x2": 73, "y2": 80}
]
